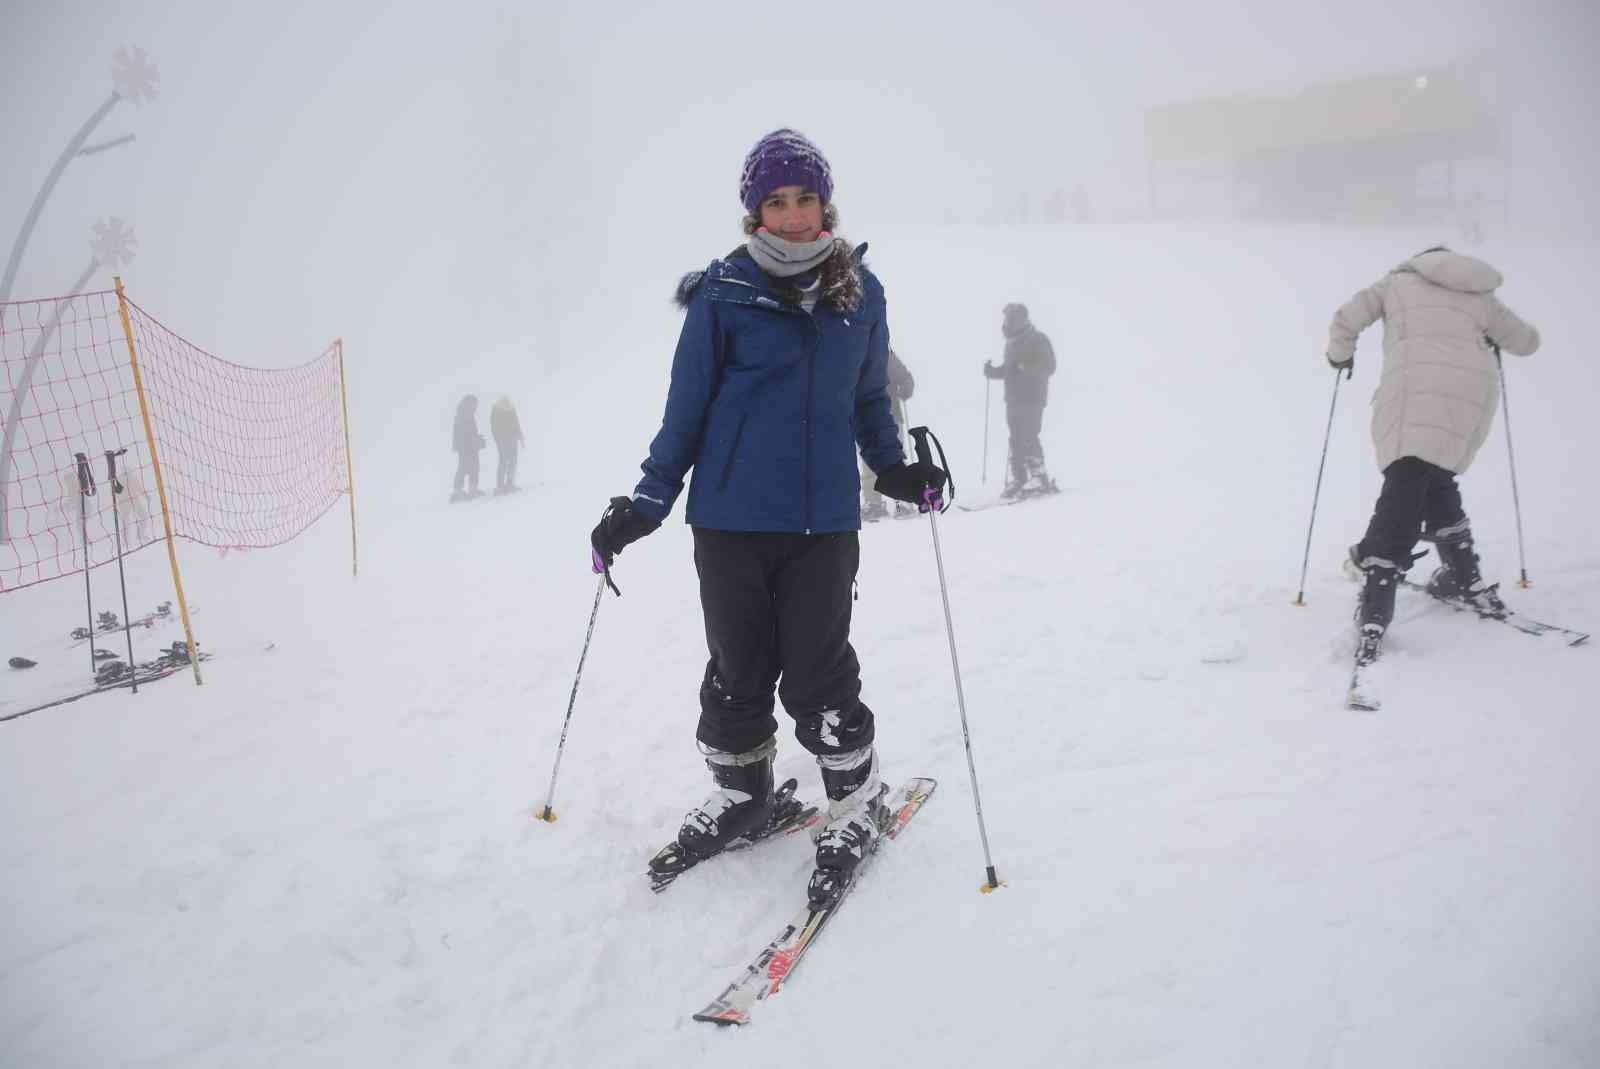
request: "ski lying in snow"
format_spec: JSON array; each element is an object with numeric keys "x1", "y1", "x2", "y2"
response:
[
  {"x1": 1346, "y1": 625, "x2": 1384, "y2": 711},
  {"x1": 647, "y1": 778, "x2": 820, "y2": 893},
  {"x1": 1401, "y1": 579, "x2": 1590, "y2": 646},
  {"x1": 0, "y1": 655, "x2": 205, "y2": 724},
  {"x1": 690, "y1": 776, "x2": 937, "y2": 1027}
]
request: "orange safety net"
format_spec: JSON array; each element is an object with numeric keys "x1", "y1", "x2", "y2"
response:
[{"x1": 0, "y1": 287, "x2": 348, "y2": 593}]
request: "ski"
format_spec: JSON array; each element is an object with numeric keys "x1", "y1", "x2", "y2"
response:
[
  {"x1": 690, "y1": 776, "x2": 936, "y2": 1027},
  {"x1": 956, "y1": 486, "x2": 1060, "y2": 513},
  {"x1": 1401, "y1": 579, "x2": 1589, "y2": 646},
  {"x1": 68, "y1": 602, "x2": 181, "y2": 647},
  {"x1": 1346, "y1": 626, "x2": 1384, "y2": 711},
  {"x1": 0, "y1": 656, "x2": 202, "y2": 724},
  {"x1": 647, "y1": 778, "x2": 820, "y2": 893}
]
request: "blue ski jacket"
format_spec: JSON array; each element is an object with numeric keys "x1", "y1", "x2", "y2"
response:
[{"x1": 631, "y1": 247, "x2": 904, "y2": 533}]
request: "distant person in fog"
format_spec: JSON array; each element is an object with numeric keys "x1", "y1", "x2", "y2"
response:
[
  {"x1": 491, "y1": 396, "x2": 525, "y2": 494},
  {"x1": 983, "y1": 302, "x2": 1058, "y2": 498},
  {"x1": 860, "y1": 349, "x2": 915, "y2": 521},
  {"x1": 451, "y1": 394, "x2": 485, "y2": 502}
]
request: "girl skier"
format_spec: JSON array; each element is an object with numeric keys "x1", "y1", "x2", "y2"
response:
[{"x1": 590, "y1": 128, "x2": 946, "y2": 906}]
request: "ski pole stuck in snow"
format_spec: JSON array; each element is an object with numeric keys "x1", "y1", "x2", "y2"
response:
[
  {"x1": 73, "y1": 451, "x2": 97, "y2": 680},
  {"x1": 535, "y1": 565, "x2": 610, "y2": 823},
  {"x1": 981, "y1": 376, "x2": 992, "y2": 484},
  {"x1": 1294, "y1": 365, "x2": 1348, "y2": 606},
  {"x1": 908, "y1": 426, "x2": 1002, "y2": 893},
  {"x1": 105, "y1": 448, "x2": 138, "y2": 693},
  {"x1": 1493, "y1": 343, "x2": 1532, "y2": 588}
]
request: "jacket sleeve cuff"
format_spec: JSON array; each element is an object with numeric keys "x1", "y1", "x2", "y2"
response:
[{"x1": 630, "y1": 491, "x2": 670, "y2": 524}]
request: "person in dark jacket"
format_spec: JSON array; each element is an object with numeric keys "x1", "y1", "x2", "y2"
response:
[
  {"x1": 450, "y1": 395, "x2": 485, "y2": 501},
  {"x1": 490, "y1": 396, "x2": 525, "y2": 494},
  {"x1": 589, "y1": 128, "x2": 947, "y2": 908},
  {"x1": 860, "y1": 348, "x2": 915, "y2": 520},
  {"x1": 983, "y1": 302, "x2": 1057, "y2": 497}
]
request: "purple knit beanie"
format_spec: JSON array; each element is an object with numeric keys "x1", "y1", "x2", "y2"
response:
[{"x1": 739, "y1": 129, "x2": 833, "y2": 214}]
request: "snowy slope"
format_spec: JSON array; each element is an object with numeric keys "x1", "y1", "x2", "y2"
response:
[{"x1": 2, "y1": 223, "x2": 1597, "y2": 1068}]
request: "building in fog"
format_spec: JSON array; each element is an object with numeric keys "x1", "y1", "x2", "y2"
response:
[{"x1": 1146, "y1": 58, "x2": 1508, "y2": 228}]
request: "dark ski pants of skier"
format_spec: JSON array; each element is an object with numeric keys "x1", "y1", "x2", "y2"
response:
[
  {"x1": 1356, "y1": 456, "x2": 1468, "y2": 567},
  {"x1": 494, "y1": 442, "x2": 518, "y2": 490},
  {"x1": 692, "y1": 528, "x2": 875, "y2": 759},
  {"x1": 1006, "y1": 400, "x2": 1046, "y2": 484},
  {"x1": 453, "y1": 450, "x2": 480, "y2": 494}
]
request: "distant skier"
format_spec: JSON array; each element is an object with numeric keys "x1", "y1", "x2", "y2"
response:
[
  {"x1": 490, "y1": 396, "x2": 525, "y2": 494},
  {"x1": 1329, "y1": 246, "x2": 1540, "y2": 646},
  {"x1": 983, "y1": 302, "x2": 1057, "y2": 497},
  {"x1": 451, "y1": 395, "x2": 485, "y2": 502},
  {"x1": 588, "y1": 128, "x2": 946, "y2": 908},
  {"x1": 860, "y1": 348, "x2": 915, "y2": 521}
]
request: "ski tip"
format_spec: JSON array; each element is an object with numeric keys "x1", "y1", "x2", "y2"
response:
[{"x1": 692, "y1": 1009, "x2": 749, "y2": 1027}]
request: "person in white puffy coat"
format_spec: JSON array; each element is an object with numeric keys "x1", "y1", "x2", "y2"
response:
[{"x1": 1327, "y1": 246, "x2": 1540, "y2": 635}]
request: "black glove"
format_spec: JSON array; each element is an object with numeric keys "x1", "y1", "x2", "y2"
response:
[
  {"x1": 590, "y1": 496, "x2": 660, "y2": 569},
  {"x1": 982, "y1": 361, "x2": 1004, "y2": 380},
  {"x1": 874, "y1": 460, "x2": 948, "y2": 508}
]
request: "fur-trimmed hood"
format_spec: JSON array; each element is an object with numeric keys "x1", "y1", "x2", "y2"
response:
[{"x1": 674, "y1": 241, "x2": 868, "y2": 313}]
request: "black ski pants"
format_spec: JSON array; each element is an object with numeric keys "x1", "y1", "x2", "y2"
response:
[
  {"x1": 1357, "y1": 456, "x2": 1467, "y2": 568},
  {"x1": 692, "y1": 528, "x2": 874, "y2": 759},
  {"x1": 1006, "y1": 400, "x2": 1045, "y2": 483}
]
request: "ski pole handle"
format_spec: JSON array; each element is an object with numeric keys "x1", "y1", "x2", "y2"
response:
[
  {"x1": 908, "y1": 425, "x2": 955, "y2": 512},
  {"x1": 104, "y1": 447, "x2": 127, "y2": 493},
  {"x1": 74, "y1": 452, "x2": 96, "y2": 496},
  {"x1": 908, "y1": 426, "x2": 942, "y2": 512}
]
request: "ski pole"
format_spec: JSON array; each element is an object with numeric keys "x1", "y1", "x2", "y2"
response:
[
  {"x1": 908, "y1": 426, "x2": 1002, "y2": 893},
  {"x1": 536, "y1": 560, "x2": 610, "y2": 822},
  {"x1": 74, "y1": 452, "x2": 97, "y2": 679},
  {"x1": 105, "y1": 448, "x2": 137, "y2": 693},
  {"x1": 1493, "y1": 344, "x2": 1532, "y2": 588},
  {"x1": 1294, "y1": 366, "x2": 1348, "y2": 606},
  {"x1": 981, "y1": 377, "x2": 991, "y2": 484}
]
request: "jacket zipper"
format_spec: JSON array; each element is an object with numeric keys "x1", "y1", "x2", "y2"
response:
[
  {"x1": 804, "y1": 317, "x2": 820, "y2": 534},
  {"x1": 716, "y1": 271, "x2": 822, "y2": 532}
]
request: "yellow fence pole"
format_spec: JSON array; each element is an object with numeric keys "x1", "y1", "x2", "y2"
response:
[
  {"x1": 337, "y1": 338, "x2": 358, "y2": 578},
  {"x1": 115, "y1": 276, "x2": 202, "y2": 685}
]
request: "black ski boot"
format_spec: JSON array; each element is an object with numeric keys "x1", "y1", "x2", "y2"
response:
[
  {"x1": 1425, "y1": 523, "x2": 1507, "y2": 617},
  {"x1": 651, "y1": 743, "x2": 776, "y2": 876},
  {"x1": 1348, "y1": 546, "x2": 1400, "y2": 663},
  {"x1": 808, "y1": 746, "x2": 888, "y2": 909}
]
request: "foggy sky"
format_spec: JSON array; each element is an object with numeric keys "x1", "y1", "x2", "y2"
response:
[{"x1": 2, "y1": 0, "x2": 1595, "y2": 504}]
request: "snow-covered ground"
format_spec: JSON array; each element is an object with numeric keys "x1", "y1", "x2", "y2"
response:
[{"x1": 3, "y1": 223, "x2": 1597, "y2": 1067}]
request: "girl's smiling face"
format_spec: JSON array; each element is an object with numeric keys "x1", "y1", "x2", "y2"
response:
[{"x1": 759, "y1": 185, "x2": 825, "y2": 243}]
